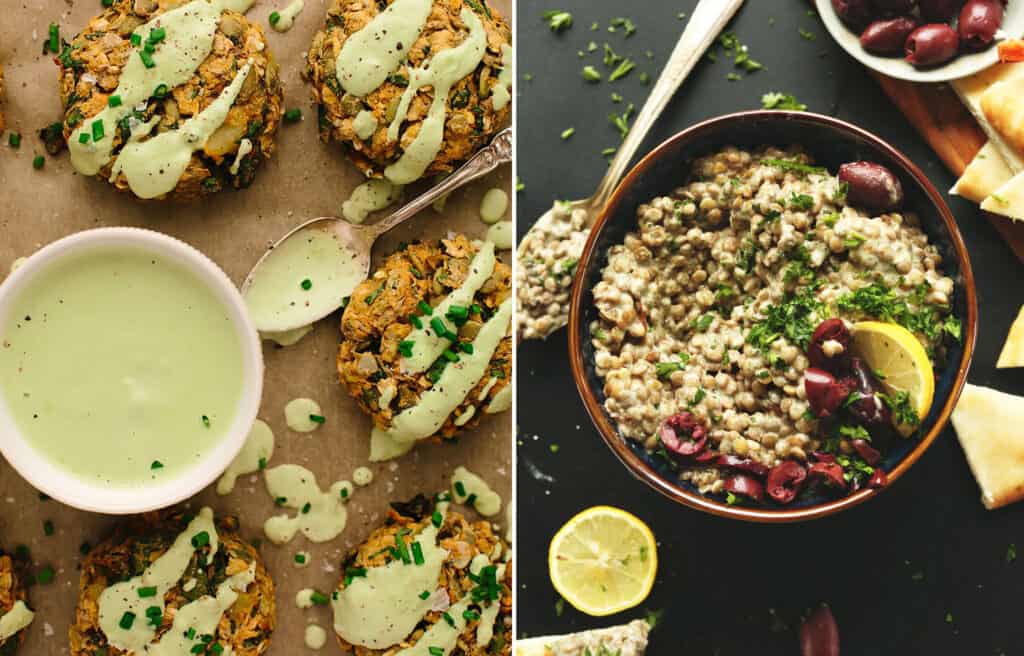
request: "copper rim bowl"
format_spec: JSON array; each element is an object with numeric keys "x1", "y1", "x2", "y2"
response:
[{"x1": 568, "y1": 110, "x2": 978, "y2": 523}]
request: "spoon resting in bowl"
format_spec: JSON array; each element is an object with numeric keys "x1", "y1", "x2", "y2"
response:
[
  {"x1": 241, "y1": 128, "x2": 512, "y2": 334},
  {"x1": 515, "y1": 0, "x2": 745, "y2": 342}
]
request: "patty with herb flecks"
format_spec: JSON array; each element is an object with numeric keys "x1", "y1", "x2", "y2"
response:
[
  {"x1": 0, "y1": 548, "x2": 31, "y2": 655},
  {"x1": 305, "y1": 0, "x2": 511, "y2": 181},
  {"x1": 69, "y1": 511, "x2": 275, "y2": 656},
  {"x1": 56, "y1": 0, "x2": 283, "y2": 201},
  {"x1": 337, "y1": 235, "x2": 512, "y2": 445},
  {"x1": 334, "y1": 495, "x2": 512, "y2": 656}
]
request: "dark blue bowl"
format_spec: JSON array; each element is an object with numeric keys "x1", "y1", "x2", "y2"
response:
[{"x1": 568, "y1": 111, "x2": 977, "y2": 522}]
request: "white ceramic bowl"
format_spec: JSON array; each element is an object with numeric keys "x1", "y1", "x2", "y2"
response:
[
  {"x1": 816, "y1": 0, "x2": 1024, "y2": 82},
  {"x1": 0, "y1": 228, "x2": 263, "y2": 514}
]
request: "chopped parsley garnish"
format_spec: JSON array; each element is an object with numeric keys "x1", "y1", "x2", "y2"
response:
[
  {"x1": 761, "y1": 158, "x2": 825, "y2": 176},
  {"x1": 543, "y1": 10, "x2": 572, "y2": 32},
  {"x1": 560, "y1": 127, "x2": 575, "y2": 140},
  {"x1": 881, "y1": 390, "x2": 920, "y2": 427},
  {"x1": 838, "y1": 424, "x2": 870, "y2": 440},
  {"x1": 655, "y1": 353, "x2": 690, "y2": 379},
  {"x1": 582, "y1": 65, "x2": 601, "y2": 82},
  {"x1": 837, "y1": 282, "x2": 959, "y2": 344},
  {"x1": 788, "y1": 193, "x2": 814, "y2": 211},
  {"x1": 609, "y1": 103, "x2": 635, "y2": 140},
  {"x1": 1008, "y1": 543, "x2": 1017, "y2": 563},
  {"x1": 694, "y1": 314, "x2": 714, "y2": 332},
  {"x1": 201, "y1": 414, "x2": 211, "y2": 428},
  {"x1": 689, "y1": 387, "x2": 707, "y2": 408},
  {"x1": 608, "y1": 59, "x2": 635, "y2": 81},
  {"x1": 843, "y1": 231, "x2": 866, "y2": 249},
  {"x1": 746, "y1": 282, "x2": 824, "y2": 352},
  {"x1": 364, "y1": 282, "x2": 384, "y2": 304},
  {"x1": 761, "y1": 92, "x2": 807, "y2": 111}
]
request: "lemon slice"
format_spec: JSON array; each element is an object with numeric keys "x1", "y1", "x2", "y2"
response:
[
  {"x1": 850, "y1": 321, "x2": 935, "y2": 436},
  {"x1": 548, "y1": 506, "x2": 657, "y2": 617}
]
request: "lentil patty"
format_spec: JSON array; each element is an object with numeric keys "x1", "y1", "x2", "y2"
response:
[
  {"x1": 338, "y1": 235, "x2": 512, "y2": 444},
  {"x1": 591, "y1": 146, "x2": 957, "y2": 500},
  {"x1": 56, "y1": 0, "x2": 284, "y2": 201},
  {"x1": 305, "y1": 0, "x2": 511, "y2": 180},
  {"x1": 0, "y1": 549, "x2": 30, "y2": 655},
  {"x1": 70, "y1": 511, "x2": 275, "y2": 656},
  {"x1": 335, "y1": 495, "x2": 512, "y2": 656}
]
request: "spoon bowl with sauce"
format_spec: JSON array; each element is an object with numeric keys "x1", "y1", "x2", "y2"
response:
[
  {"x1": 515, "y1": 0, "x2": 746, "y2": 341},
  {"x1": 242, "y1": 128, "x2": 512, "y2": 334}
]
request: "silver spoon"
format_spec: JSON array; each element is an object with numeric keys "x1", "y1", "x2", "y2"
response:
[
  {"x1": 515, "y1": 0, "x2": 746, "y2": 341},
  {"x1": 242, "y1": 127, "x2": 513, "y2": 333}
]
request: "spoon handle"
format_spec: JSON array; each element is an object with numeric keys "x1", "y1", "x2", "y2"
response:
[
  {"x1": 370, "y1": 127, "x2": 514, "y2": 238},
  {"x1": 590, "y1": 0, "x2": 746, "y2": 212}
]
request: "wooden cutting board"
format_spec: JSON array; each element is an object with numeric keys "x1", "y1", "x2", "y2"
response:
[{"x1": 872, "y1": 73, "x2": 1024, "y2": 263}]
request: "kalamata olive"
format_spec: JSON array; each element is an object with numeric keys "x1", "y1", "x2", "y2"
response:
[
  {"x1": 717, "y1": 454, "x2": 770, "y2": 478},
  {"x1": 808, "y1": 461, "x2": 848, "y2": 490},
  {"x1": 766, "y1": 460, "x2": 808, "y2": 505},
  {"x1": 800, "y1": 605, "x2": 841, "y2": 656},
  {"x1": 860, "y1": 16, "x2": 920, "y2": 55},
  {"x1": 868, "y1": 467, "x2": 889, "y2": 488},
  {"x1": 723, "y1": 474, "x2": 765, "y2": 503},
  {"x1": 838, "y1": 161, "x2": 904, "y2": 211},
  {"x1": 846, "y1": 358, "x2": 893, "y2": 427},
  {"x1": 851, "y1": 438, "x2": 881, "y2": 465},
  {"x1": 918, "y1": 0, "x2": 963, "y2": 21},
  {"x1": 832, "y1": 0, "x2": 877, "y2": 29},
  {"x1": 659, "y1": 412, "x2": 707, "y2": 457},
  {"x1": 804, "y1": 368, "x2": 855, "y2": 419},
  {"x1": 873, "y1": 0, "x2": 917, "y2": 13},
  {"x1": 959, "y1": 0, "x2": 1004, "y2": 51},
  {"x1": 808, "y1": 318, "x2": 851, "y2": 372},
  {"x1": 905, "y1": 23, "x2": 961, "y2": 67}
]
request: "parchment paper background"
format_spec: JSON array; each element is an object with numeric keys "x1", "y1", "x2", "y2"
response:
[{"x1": 0, "y1": 0, "x2": 512, "y2": 653}]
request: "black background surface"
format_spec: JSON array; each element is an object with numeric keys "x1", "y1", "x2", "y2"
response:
[{"x1": 515, "y1": 1, "x2": 1024, "y2": 653}]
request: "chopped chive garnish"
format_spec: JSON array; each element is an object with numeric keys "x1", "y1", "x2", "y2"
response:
[
  {"x1": 429, "y1": 648, "x2": 444, "y2": 656},
  {"x1": 186, "y1": 628, "x2": 196, "y2": 640},
  {"x1": 309, "y1": 414, "x2": 326, "y2": 424},
  {"x1": 398, "y1": 340, "x2": 415, "y2": 358},
  {"x1": 445, "y1": 305, "x2": 469, "y2": 322},
  {"x1": 419, "y1": 590, "x2": 431, "y2": 599},
  {"x1": 190, "y1": 531, "x2": 210, "y2": 548},
  {"x1": 143, "y1": 42, "x2": 156, "y2": 54},
  {"x1": 48, "y1": 23, "x2": 59, "y2": 54},
  {"x1": 91, "y1": 120, "x2": 104, "y2": 141},
  {"x1": 32, "y1": 155, "x2": 45, "y2": 170},
  {"x1": 43, "y1": 520, "x2": 54, "y2": 536},
  {"x1": 301, "y1": 502, "x2": 311, "y2": 514},
  {"x1": 342, "y1": 568, "x2": 367, "y2": 585},
  {"x1": 79, "y1": 542, "x2": 91, "y2": 555},
  {"x1": 463, "y1": 610, "x2": 481, "y2": 621},
  {"x1": 454, "y1": 481, "x2": 467, "y2": 497},
  {"x1": 561, "y1": 127, "x2": 575, "y2": 140},
  {"x1": 152, "y1": 83, "x2": 168, "y2": 99},
  {"x1": 458, "y1": 342, "x2": 474, "y2": 354},
  {"x1": 466, "y1": 493, "x2": 477, "y2": 507},
  {"x1": 340, "y1": 487, "x2": 349, "y2": 499},
  {"x1": 284, "y1": 108, "x2": 302, "y2": 122},
  {"x1": 8, "y1": 133, "x2": 20, "y2": 148},
  {"x1": 108, "y1": 95, "x2": 122, "y2": 107},
  {"x1": 103, "y1": 0, "x2": 114, "y2": 6},
  {"x1": 151, "y1": 460, "x2": 163, "y2": 469},
  {"x1": 442, "y1": 350, "x2": 459, "y2": 363},
  {"x1": 119, "y1": 612, "x2": 136, "y2": 630},
  {"x1": 300, "y1": 278, "x2": 312, "y2": 290},
  {"x1": 78, "y1": 133, "x2": 90, "y2": 144},
  {"x1": 470, "y1": 304, "x2": 482, "y2": 315},
  {"x1": 430, "y1": 317, "x2": 448, "y2": 338},
  {"x1": 201, "y1": 415, "x2": 210, "y2": 427},
  {"x1": 148, "y1": 27, "x2": 166, "y2": 43},
  {"x1": 258, "y1": 457, "x2": 267, "y2": 470},
  {"x1": 294, "y1": 553, "x2": 306, "y2": 564},
  {"x1": 431, "y1": 511, "x2": 443, "y2": 527},
  {"x1": 274, "y1": 496, "x2": 287, "y2": 506},
  {"x1": 411, "y1": 541, "x2": 425, "y2": 565},
  {"x1": 269, "y1": 11, "x2": 281, "y2": 25},
  {"x1": 138, "y1": 586, "x2": 157, "y2": 598},
  {"x1": 140, "y1": 50, "x2": 155, "y2": 68},
  {"x1": 35, "y1": 566, "x2": 55, "y2": 585},
  {"x1": 417, "y1": 300, "x2": 433, "y2": 315},
  {"x1": 442, "y1": 612, "x2": 455, "y2": 627},
  {"x1": 409, "y1": 315, "x2": 423, "y2": 329},
  {"x1": 130, "y1": 33, "x2": 142, "y2": 47}
]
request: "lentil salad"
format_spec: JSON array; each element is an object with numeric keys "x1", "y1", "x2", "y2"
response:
[{"x1": 588, "y1": 145, "x2": 961, "y2": 506}]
